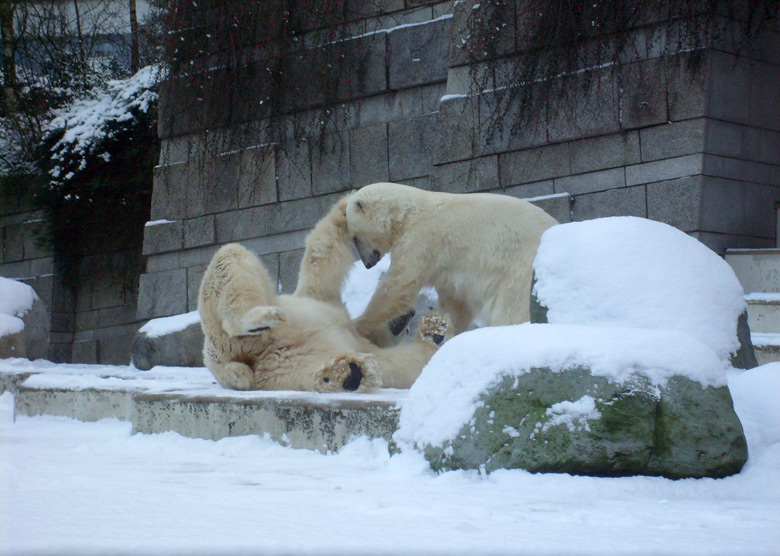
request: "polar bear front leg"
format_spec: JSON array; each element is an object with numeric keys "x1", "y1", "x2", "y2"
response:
[
  {"x1": 222, "y1": 305, "x2": 285, "y2": 337},
  {"x1": 295, "y1": 194, "x2": 356, "y2": 305},
  {"x1": 435, "y1": 292, "x2": 474, "y2": 337},
  {"x1": 355, "y1": 270, "x2": 424, "y2": 347}
]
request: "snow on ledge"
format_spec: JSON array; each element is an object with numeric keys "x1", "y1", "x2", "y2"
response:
[
  {"x1": 145, "y1": 219, "x2": 177, "y2": 227},
  {"x1": 139, "y1": 310, "x2": 201, "y2": 338},
  {"x1": 751, "y1": 333, "x2": 780, "y2": 347},
  {"x1": 745, "y1": 292, "x2": 780, "y2": 303}
]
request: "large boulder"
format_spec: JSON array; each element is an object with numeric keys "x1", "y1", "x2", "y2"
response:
[
  {"x1": 0, "y1": 323, "x2": 26, "y2": 358},
  {"x1": 396, "y1": 325, "x2": 748, "y2": 479},
  {"x1": 21, "y1": 295, "x2": 51, "y2": 360},
  {"x1": 397, "y1": 217, "x2": 753, "y2": 478},
  {"x1": 132, "y1": 311, "x2": 204, "y2": 370}
]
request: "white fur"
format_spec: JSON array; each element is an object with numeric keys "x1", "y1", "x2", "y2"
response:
[
  {"x1": 198, "y1": 196, "x2": 449, "y2": 392},
  {"x1": 346, "y1": 182, "x2": 558, "y2": 346}
]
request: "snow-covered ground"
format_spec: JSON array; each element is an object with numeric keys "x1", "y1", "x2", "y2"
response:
[
  {"x1": 1, "y1": 362, "x2": 778, "y2": 556},
  {"x1": 2, "y1": 218, "x2": 779, "y2": 555}
]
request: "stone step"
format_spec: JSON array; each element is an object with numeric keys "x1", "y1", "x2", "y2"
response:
[
  {"x1": 745, "y1": 294, "x2": 780, "y2": 334},
  {"x1": 0, "y1": 361, "x2": 404, "y2": 452},
  {"x1": 751, "y1": 333, "x2": 780, "y2": 365},
  {"x1": 725, "y1": 248, "x2": 780, "y2": 294}
]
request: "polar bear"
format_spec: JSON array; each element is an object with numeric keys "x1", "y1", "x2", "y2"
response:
[
  {"x1": 198, "y1": 197, "x2": 449, "y2": 393},
  {"x1": 344, "y1": 182, "x2": 558, "y2": 346}
]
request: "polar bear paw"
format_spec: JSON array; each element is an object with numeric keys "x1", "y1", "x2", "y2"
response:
[
  {"x1": 418, "y1": 311, "x2": 452, "y2": 346},
  {"x1": 317, "y1": 354, "x2": 381, "y2": 393},
  {"x1": 388, "y1": 308, "x2": 415, "y2": 336},
  {"x1": 224, "y1": 305, "x2": 285, "y2": 337}
]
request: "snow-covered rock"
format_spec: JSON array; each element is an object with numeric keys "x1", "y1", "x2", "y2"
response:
[
  {"x1": 531, "y1": 216, "x2": 757, "y2": 368},
  {"x1": 396, "y1": 325, "x2": 747, "y2": 478},
  {"x1": 132, "y1": 311, "x2": 204, "y2": 370},
  {"x1": 0, "y1": 278, "x2": 49, "y2": 360},
  {"x1": 396, "y1": 217, "x2": 751, "y2": 478}
]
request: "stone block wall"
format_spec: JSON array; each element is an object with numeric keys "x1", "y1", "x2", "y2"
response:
[
  {"x1": 0, "y1": 185, "x2": 64, "y2": 361},
  {"x1": 0, "y1": 182, "x2": 144, "y2": 364},
  {"x1": 137, "y1": 0, "x2": 780, "y2": 329},
  {"x1": 4, "y1": 1, "x2": 778, "y2": 364}
]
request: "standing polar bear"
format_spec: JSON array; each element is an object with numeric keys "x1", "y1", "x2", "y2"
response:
[
  {"x1": 198, "y1": 196, "x2": 449, "y2": 393},
  {"x1": 344, "y1": 182, "x2": 559, "y2": 346}
]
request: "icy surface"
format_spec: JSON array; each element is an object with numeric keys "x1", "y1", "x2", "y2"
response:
[
  {"x1": 533, "y1": 217, "x2": 747, "y2": 363},
  {"x1": 138, "y1": 310, "x2": 201, "y2": 338},
  {"x1": 0, "y1": 277, "x2": 37, "y2": 338},
  {"x1": 0, "y1": 362, "x2": 778, "y2": 555},
  {"x1": 396, "y1": 323, "x2": 728, "y2": 449}
]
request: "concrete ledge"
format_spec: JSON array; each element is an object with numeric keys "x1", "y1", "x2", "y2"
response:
[
  {"x1": 133, "y1": 393, "x2": 400, "y2": 451},
  {"x1": 0, "y1": 360, "x2": 405, "y2": 452},
  {"x1": 0, "y1": 371, "x2": 31, "y2": 395},
  {"x1": 15, "y1": 387, "x2": 136, "y2": 422}
]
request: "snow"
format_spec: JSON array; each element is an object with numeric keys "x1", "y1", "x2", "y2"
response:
[
  {"x1": 0, "y1": 314, "x2": 24, "y2": 338},
  {"x1": 342, "y1": 255, "x2": 437, "y2": 319},
  {"x1": 1, "y1": 362, "x2": 778, "y2": 555},
  {"x1": 522, "y1": 192, "x2": 571, "y2": 203},
  {"x1": 342, "y1": 254, "x2": 393, "y2": 318},
  {"x1": 540, "y1": 395, "x2": 600, "y2": 434},
  {"x1": 533, "y1": 217, "x2": 747, "y2": 363},
  {"x1": 0, "y1": 278, "x2": 37, "y2": 338},
  {"x1": 47, "y1": 65, "x2": 160, "y2": 183},
  {"x1": 751, "y1": 332, "x2": 780, "y2": 347},
  {"x1": 396, "y1": 217, "x2": 748, "y2": 450},
  {"x1": 0, "y1": 214, "x2": 777, "y2": 553},
  {"x1": 144, "y1": 219, "x2": 177, "y2": 227},
  {"x1": 0, "y1": 358, "x2": 406, "y2": 405},
  {"x1": 395, "y1": 323, "x2": 728, "y2": 449},
  {"x1": 138, "y1": 310, "x2": 201, "y2": 339},
  {"x1": 329, "y1": 12, "x2": 454, "y2": 46},
  {"x1": 745, "y1": 292, "x2": 780, "y2": 303}
]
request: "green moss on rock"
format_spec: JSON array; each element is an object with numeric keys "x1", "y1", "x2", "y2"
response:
[{"x1": 425, "y1": 367, "x2": 747, "y2": 479}]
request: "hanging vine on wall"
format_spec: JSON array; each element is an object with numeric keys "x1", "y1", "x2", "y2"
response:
[
  {"x1": 462, "y1": 0, "x2": 779, "y2": 141},
  {"x1": 160, "y1": 0, "x2": 379, "y2": 148}
]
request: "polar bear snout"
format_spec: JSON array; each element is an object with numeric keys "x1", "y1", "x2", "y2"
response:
[
  {"x1": 353, "y1": 237, "x2": 381, "y2": 269},
  {"x1": 342, "y1": 362, "x2": 364, "y2": 391}
]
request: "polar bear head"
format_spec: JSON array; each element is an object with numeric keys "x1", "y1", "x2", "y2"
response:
[{"x1": 346, "y1": 182, "x2": 420, "y2": 269}]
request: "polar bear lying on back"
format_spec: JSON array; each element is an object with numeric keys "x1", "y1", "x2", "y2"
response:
[
  {"x1": 198, "y1": 196, "x2": 450, "y2": 392},
  {"x1": 343, "y1": 182, "x2": 558, "y2": 346}
]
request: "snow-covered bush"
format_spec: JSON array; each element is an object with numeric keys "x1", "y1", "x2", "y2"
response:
[{"x1": 33, "y1": 66, "x2": 161, "y2": 284}]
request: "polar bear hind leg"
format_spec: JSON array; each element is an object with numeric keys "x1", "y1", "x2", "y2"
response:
[{"x1": 200, "y1": 243, "x2": 285, "y2": 338}]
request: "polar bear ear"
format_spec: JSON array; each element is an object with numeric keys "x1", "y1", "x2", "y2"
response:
[{"x1": 354, "y1": 198, "x2": 366, "y2": 213}]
